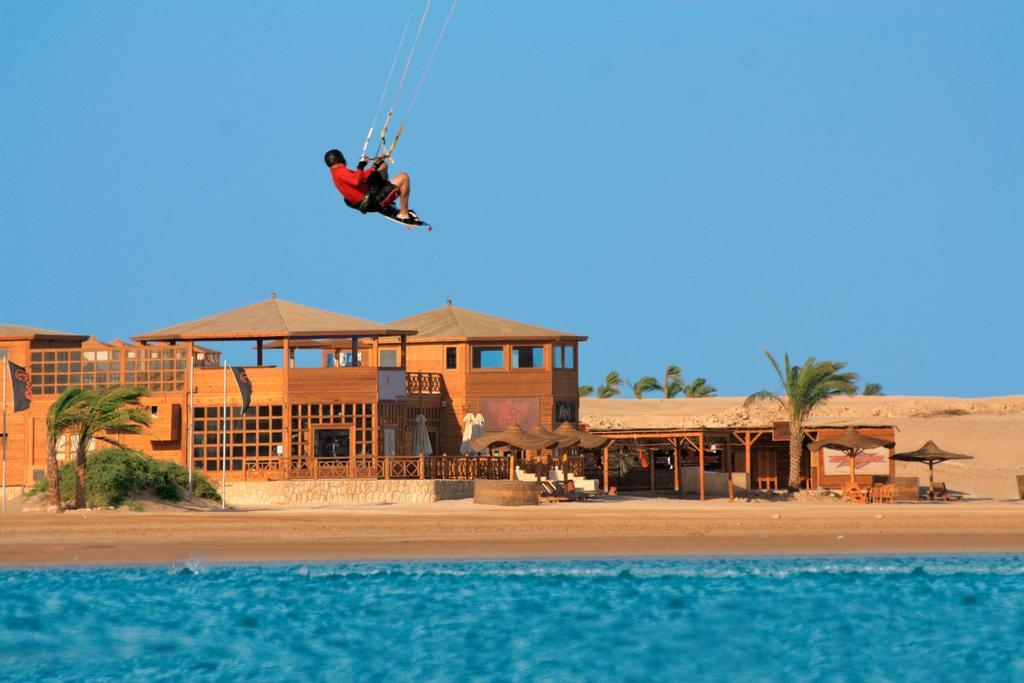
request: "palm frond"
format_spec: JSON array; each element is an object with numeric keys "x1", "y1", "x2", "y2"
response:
[
  {"x1": 862, "y1": 382, "x2": 883, "y2": 396},
  {"x1": 684, "y1": 378, "x2": 717, "y2": 398},
  {"x1": 578, "y1": 385, "x2": 594, "y2": 398}
]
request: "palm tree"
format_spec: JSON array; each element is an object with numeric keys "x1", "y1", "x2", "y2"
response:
[
  {"x1": 684, "y1": 378, "x2": 718, "y2": 397},
  {"x1": 746, "y1": 350, "x2": 858, "y2": 490},
  {"x1": 579, "y1": 385, "x2": 594, "y2": 398},
  {"x1": 597, "y1": 371, "x2": 624, "y2": 399},
  {"x1": 45, "y1": 388, "x2": 87, "y2": 511},
  {"x1": 663, "y1": 365, "x2": 683, "y2": 399},
  {"x1": 631, "y1": 376, "x2": 662, "y2": 399},
  {"x1": 862, "y1": 383, "x2": 884, "y2": 396},
  {"x1": 69, "y1": 387, "x2": 152, "y2": 509}
]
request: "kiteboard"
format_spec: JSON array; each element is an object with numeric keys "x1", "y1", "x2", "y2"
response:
[{"x1": 379, "y1": 207, "x2": 432, "y2": 232}]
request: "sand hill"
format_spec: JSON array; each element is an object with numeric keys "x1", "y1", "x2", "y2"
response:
[{"x1": 581, "y1": 396, "x2": 1024, "y2": 500}]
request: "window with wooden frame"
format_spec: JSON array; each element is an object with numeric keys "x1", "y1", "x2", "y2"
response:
[
  {"x1": 379, "y1": 349, "x2": 399, "y2": 368},
  {"x1": 471, "y1": 346, "x2": 504, "y2": 369},
  {"x1": 192, "y1": 404, "x2": 285, "y2": 472},
  {"x1": 445, "y1": 346, "x2": 457, "y2": 370},
  {"x1": 512, "y1": 345, "x2": 544, "y2": 369},
  {"x1": 291, "y1": 402, "x2": 374, "y2": 457},
  {"x1": 553, "y1": 344, "x2": 576, "y2": 370}
]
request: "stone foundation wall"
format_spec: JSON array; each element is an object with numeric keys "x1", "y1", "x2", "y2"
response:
[
  {"x1": 220, "y1": 479, "x2": 475, "y2": 506},
  {"x1": 3, "y1": 485, "x2": 25, "y2": 501}
]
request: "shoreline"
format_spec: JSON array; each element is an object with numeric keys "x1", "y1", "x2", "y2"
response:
[{"x1": 2, "y1": 499, "x2": 1022, "y2": 567}]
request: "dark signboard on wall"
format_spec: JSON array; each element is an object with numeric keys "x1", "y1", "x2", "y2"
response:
[
  {"x1": 479, "y1": 397, "x2": 540, "y2": 431},
  {"x1": 772, "y1": 421, "x2": 791, "y2": 441},
  {"x1": 553, "y1": 400, "x2": 578, "y2": 424}
]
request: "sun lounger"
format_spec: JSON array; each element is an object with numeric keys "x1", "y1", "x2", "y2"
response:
[{"x1": 930, "y1": 482, "x2": 962, "y2": 501}]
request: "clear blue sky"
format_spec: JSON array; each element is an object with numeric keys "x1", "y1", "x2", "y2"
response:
[{"x1": 2, "y1": 1, "x2": 1021, "y2": 396}]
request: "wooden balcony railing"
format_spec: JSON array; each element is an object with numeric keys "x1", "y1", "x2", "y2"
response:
[
  {"x1": 406, "y1": 371, "x2": 442, "y2": 395},
  {"x1": 240, "y1": 454, "x2": 512, "y2": 481}
]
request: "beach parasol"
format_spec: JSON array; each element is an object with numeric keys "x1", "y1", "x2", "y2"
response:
[
  {"x1": 892, "y1": 440, "x2": 973, "y2": 500},
  {"x1": 527, "y1": 426, "x2": 581, "y2": 449},
  {"x1": 555, "y1": 422, "x2": 611, "y2": 450},
  {"x1": 471, "y1": 424, "x2": 559, "y2": 452},
  {"x1": 413, "y1": 414, "x2": 434, "y2": 456},
  {"x1": 807, "y1": 427, "x2": 894, "y2": 487},
  {"x1": 472, "y1": 413, "x2": 486, "y2": 446},
  {"x1": 460, "y1": 413, "x2": 476, "y2": 454}
]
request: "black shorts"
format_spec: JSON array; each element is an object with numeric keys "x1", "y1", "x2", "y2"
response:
[{"x1": 365, "y1": 171, "x2": 399, "y2": 212}]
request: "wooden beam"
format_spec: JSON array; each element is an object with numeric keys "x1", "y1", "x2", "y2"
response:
[
  {"x1": 602, "y1": 445, "x2": 609, "y2": 492},
  {"x1": 698, "y1": 432, "x2": 705, "y2": 501},
  {"x1": 726, "y1": 441, "x2": 734, "y2": 501},
  {"x1": 648, "y1": 448, "x2": 655, "y2": 492},
  {"x1": 256, "y1": 339, "x2": 263, "y2": 367},
  {"x1": 673, "y1": 442, "x2": 681, "y2": 496}
]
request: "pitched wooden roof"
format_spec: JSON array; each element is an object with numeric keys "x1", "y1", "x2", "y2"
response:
[
  {"x1": 133, "y1": 297, "x2": 416, "y2": 342},
  {"x1": 389, "y1": 303, "x2": 586, "y2": 342},
  {"x1": 0, "y1": 324, "x2": 89, "y2": 342}
]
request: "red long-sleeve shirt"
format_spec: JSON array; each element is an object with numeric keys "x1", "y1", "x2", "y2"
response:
[{"x1": 330, "y1": 164, "x2": 372, "y2": 204}]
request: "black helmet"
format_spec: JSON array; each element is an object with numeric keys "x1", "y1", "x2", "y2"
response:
[{"x1": 324, "y1": 149, "x2": 345, "y2": 167}]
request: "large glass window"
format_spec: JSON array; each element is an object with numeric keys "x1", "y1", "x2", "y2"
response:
[
  {"x1": 472, "y1": 346, "x2": 504, "y2": 369},
  {"x1": 379, "y1": 349, "x2": 398, "y2": 368},
  {"x1": 512, "y1": 345, "x2": 544, "y2": 369}
]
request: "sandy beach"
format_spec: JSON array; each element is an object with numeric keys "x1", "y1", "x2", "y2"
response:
[{"x1": 2, "y1": 498, "x2": 1022, "y2": 567}]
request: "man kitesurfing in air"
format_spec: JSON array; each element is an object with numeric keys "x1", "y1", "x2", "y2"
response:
[
  {"x1": 324, "y1": 149, "x2": 418, "y2": 224},
  {"x1": 325, "y1": 0, "x2": 457, "y2": 232}
]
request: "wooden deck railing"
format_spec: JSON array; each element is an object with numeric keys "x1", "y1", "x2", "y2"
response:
[
  {"x1": 406, "y1": 371, "x2": 442, "y2": 395},
  {"x1": 241, "y1": 454, "x2": 512, "y2": 481}
]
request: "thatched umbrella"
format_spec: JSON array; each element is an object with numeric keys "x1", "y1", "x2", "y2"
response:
[
  {"x1": 471, "y1": 425, "x2": 559, "y2": 480},
  {"x1": 471, "y1": 425, "x2": 559, "y2": 452},
  {"x1": 807, "y1": 427, "x2": 894, "y2": 487},
  {"x1": 892, "y1": 440, "x2": 973, "y2": 500},
  {"x1": 527, "y1": 426, "x2": 580, "y2": 449},
  {"x1": 555, "y1": 422, "x2": 611, "y2": 450}
]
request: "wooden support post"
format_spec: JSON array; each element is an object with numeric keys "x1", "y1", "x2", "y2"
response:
[
  {"x1": 351, "y1": 336, "x2": 359, "y2": 367},
  {"x1": 602, "y1": 445, "x2": 610, "y2": 492},
  {"x1": 648, "y1": 449, "x2": 655, "y2": 492},
  {"x1": 256, "y1": 339, "x2": 263, "y2": 366},
  {"x1": 418, "y1": 454, "x2": 425, "y2": 479},
  {"x1": 698, "y1": 432, "x2": 706, "y2": 501},
  {"x1": 509, "y1": 451, "x2": 516, "y2": 480},
  {"x1": 672, "y1": 440, "x2": 681, "y2": 497},
  {"x1": 726, "y1": 441, "x2": 734, "y2": 501}
]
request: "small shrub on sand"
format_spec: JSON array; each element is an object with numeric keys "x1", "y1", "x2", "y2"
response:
[{"x1": 29, "y1": 448, "x2": 221, "y2": 507}]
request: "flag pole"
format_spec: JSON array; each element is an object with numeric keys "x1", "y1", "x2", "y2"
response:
[
  {"x1": 221, "y1": 361, "x2": 227, "y2": 511},
  {"x1": 2, "y1": 360, "x2": 8, "y2": 518}
]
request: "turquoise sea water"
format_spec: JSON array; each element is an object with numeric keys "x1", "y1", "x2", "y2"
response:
[{"x1": 1, "y1": 555, "x2": 1022, "y2": 682}]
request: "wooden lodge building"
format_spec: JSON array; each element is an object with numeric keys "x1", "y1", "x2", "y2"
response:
[
  {"x1": 1, "y1": 300, "x2": 895, "y2": 500},
  {"x1": 0, "y1": 298, "x2": 587, "y2": 489}
]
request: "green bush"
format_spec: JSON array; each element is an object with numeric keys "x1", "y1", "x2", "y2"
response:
[{"x1": 27, "y1": 448, "x2": 221, "y2": 507}]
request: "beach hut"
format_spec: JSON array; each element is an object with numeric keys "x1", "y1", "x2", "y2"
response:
[
  {"x1": 807, "y1": 427, "x2": 894, "y2": 501},
  {"x1": 892, "y1": 440, "x2": 972, "y2": 500}
]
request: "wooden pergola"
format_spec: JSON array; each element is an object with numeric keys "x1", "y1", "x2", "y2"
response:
[{"x1": 590, "y1": 424, "x2": 897, "y2": 501}]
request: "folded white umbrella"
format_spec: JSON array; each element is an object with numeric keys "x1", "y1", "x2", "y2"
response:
[
  {"x1": 413, "y1": 414, "x2": 434, "y2": 457},
  {"x1": 460, "y1": 413, "x2": 476, "y2": 454}
]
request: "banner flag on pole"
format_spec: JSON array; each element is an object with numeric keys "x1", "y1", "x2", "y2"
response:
[
  {"x1": 230, "y1": 366, "x2": 253, "y2": 415},
  {"x1": 6, "y1": 361, "x2": 31, "y2": 413}
]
